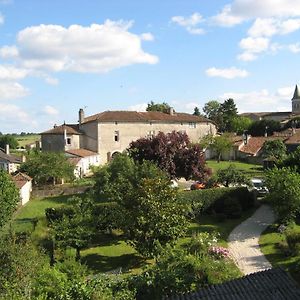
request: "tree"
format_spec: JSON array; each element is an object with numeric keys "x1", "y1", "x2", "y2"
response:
[
  {"x1": 266, "y1": 168, "x2": 300, "y2": 222},
  {"x1": 248, "y1": 119, "x2": 281, "y2": 136},
  {"x1": 51, "y1": 197, "x2": 94, "y2": 260},
  {"x1": 193, "y1": 107, "x2": 201, "y2": 116},
  {"x1": 146, "y1": 101, "x2": 171, "y2": 113},
  {"x1": 203, "y1": 100, "x2": 222, "y2": 127},
  {"x1": 20, "y1": 151, "x2": 75, "y2": 185},
  {"x1": 216, "y1": 165, "x2": 249, "y2": 187},
  {"x1": 129, "y1": 131, "x2": 209, "y2": 180},
  {"x1": 210, "y1": 134, "x2": 232, "y2": 162},
  {"x1": 0, "y1": 170, "x2": 20, "y2": 228},
  {"x1": 261, "y1": 139, "x2": 286, "y2": 160},
  {"x1": 230, "y1": 116, "x2": 252, "y2": 135},
  {"x1": 0, "y1": 134, "x2": 18, "y2": 149},
  {"x1": 280, "y1": 146, "x2": 300, "y2": 172},
  {"x1": 93, "y1": 155, "x2": 187, "y2": 257},
  {"x1": 219, "y1": 98, "x2": 238, "y2": 132}
]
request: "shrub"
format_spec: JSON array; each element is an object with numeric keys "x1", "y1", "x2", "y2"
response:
[
  {"x1": 177, "y1": 187, "x2": 253, "y2": 219},
  {"x1": 223, "y1": 197, "x2": 242, "y2": 219},
  {"x1": 45, "y1": 207, "x2": 75, "y2": 224},
  {"x1": 285, "y1": 230, "x2": 300, "y2": 255}
]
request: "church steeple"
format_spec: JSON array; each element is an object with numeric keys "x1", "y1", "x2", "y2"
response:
[
  {"x1": 292, "y1": 84, "x2": 300, "y2": 114},
  {"x1": 292, "y1": 84, "x2": 300, "y2": 100}
]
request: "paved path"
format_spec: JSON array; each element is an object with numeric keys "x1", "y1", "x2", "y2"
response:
[{"x1": 228, "y1": 204, "x2": 276, "y2": 275}]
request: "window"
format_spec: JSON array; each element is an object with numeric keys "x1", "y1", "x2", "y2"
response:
[
  {"x1": 147, "y1": 130, "x2": 155, "y2": 139},
  {"x1": 114, "y1": 131, "x2": 119, "y2": 142},
  {"x1": 189, "y1": 122, "x2": 196, "y2": 128},
  {"x1": 66, "y1": 137, "x2": 71, "y2": 145}
]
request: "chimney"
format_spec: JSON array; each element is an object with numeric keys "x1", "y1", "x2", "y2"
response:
[
  {"x1": 79, "y1": 108, "x2": 85, "y2": 125},
  {"x1": 5, "y1": 144, "x2": 9, "y2": 155},
  {"x1": 168, "y1": 107, "x2": 175, "y2": 116}
]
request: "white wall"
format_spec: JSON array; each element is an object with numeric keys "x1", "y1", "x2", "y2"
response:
[{"x1": 19, "y1": 181, "x2": 32, "y2": 205}]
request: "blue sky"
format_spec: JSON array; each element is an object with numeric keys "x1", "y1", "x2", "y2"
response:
[{"x1": 1, "y1": 0, "x2": 300, "y2": 133}]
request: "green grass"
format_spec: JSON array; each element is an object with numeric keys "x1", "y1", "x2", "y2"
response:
[
  {"x1": 259, "y1": 222, "x2": 300, "y2": 284},
  {"x1": 206, "y1": 160, "x2": 264, "y2": 177}
]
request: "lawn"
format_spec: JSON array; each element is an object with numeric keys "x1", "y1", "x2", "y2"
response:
[
  {"x1": 12, "y1": 193, "x2": 256, "y2": 275},
  {"x1": 206, "y1": 160, "x2": 264, "y2": 177},
  {"x1": 259, "y1": 222, "x2": 300, "y2": 284}
]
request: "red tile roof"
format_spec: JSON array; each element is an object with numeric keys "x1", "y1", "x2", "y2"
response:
[
  {"x1": 284, "y1": 130, "x2": 300, "y2": 144},
  {"x1": 12, "y1": 172, "x2": 32, "y2": 189},
  {"x1": 83, "y1": 111, "x2": 212, "y2": 124},
  {"x1": 41, "y1": 124, "x2": 82, "y2": 135},
  {"x1": 66, "y1": 148, "x2": 99, "y2": 157}
]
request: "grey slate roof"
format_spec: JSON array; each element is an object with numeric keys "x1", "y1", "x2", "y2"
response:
[
  {"x1": 0, "y1": 149, "x2": 21, "y2": 163},
  {"x1": 292, "y1": 85, "x2": 300, "y2": 100},
  {"x1": 165, "y1": 268, "x2": 300, "y2": 300}
]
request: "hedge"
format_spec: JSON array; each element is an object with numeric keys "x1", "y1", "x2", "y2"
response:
[{"x1": 177, "y1": 187, "x2": 254, "y2": 219}]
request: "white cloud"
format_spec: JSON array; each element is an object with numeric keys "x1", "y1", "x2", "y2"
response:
[
  {"x1": 0, "y1": 45, "x2": 19, "y2": 58},
  {"x1": 237, "y1": 52, "x2": 257, "y2": 61},
  {"x1": 239, "y1": 37, "x2": 270, "y2": 53},
  {"x1": 0, "y1": 65, "x2": 29, "y2": 80},
  {"x1": 128, "y1": 103, "x2": 147, "y2": 111},
  {"x1": 171, "y1": 13, "x2": 205, "y2": 35},
  {"x1": 0, "y1": 103, "x2": 34, "y2": 126},
  {"x1": 211, "y1": 5, "x2": 244, "y2": 27},
  {"x1": 288, "y1": 42, "x2": 300, "y2": 53},
  {"x1": 220, "y1": 86, "x2": 294, "y2": 113},
  {"x1": 140, "y1": 32, "x2": 154, "y2": 41},
  {"x1": 43, "y1": 105, "x2": 59, "y2": 115},
  {"x1": 44, "y1": 76, "x2": 59, "y2": 85},
  {"x1": 205, "y1": 67, "x2": 249, "y2": 79},
  {"x1": 0, "y1": 82, "x2": 29, "y2": 100},
  {"x1": 7, "y1": 21, "x2": 158, "y2": 73}
]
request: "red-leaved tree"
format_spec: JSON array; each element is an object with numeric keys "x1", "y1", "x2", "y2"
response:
[{"x1": 129, "y1": 131, "x2": 210, "y2": 181}]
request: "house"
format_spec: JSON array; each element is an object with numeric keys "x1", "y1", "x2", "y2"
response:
[
  {"x1": 12, "y1": 172, "x2": 32, "y2": 205},
  {"x1": 0, "y1": 145, "x2": 22, "y2": 173},
  {"x1": 41, "y1": 108, "x2": 217, "y2": 166},
  {"x1": 166, "y1": 268, "x2": 300, "y2": 300},
  {"x1": 66, "y1": 148, "x2": 100, "y2": 177}
]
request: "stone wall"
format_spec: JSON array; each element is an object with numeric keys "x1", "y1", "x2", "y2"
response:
[{"x1": 32, "y1": 185, "x2": 91, "y2": 198}]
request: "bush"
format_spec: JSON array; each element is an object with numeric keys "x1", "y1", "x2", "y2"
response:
[
  {"x1": 223, "y1": 197, "x2": 242, "y2": 219},
  {"x1": 285, "y1": 230, "x2": 300, "y2": 255},
  {"x1": 177, "y1": 187, "x2": 254, "y2": 219},
  {"x1": 45, "y1": 207, "x2": 75, "y2": 224}
]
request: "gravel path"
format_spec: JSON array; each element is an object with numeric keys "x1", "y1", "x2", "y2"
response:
[{"x1": 228, "y1": 204, "x2": 275, "y2": 275}]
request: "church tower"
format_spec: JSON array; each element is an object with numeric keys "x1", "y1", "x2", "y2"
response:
[{"x1": 292, "y1": 85, "x2": 300, "y2": 114}]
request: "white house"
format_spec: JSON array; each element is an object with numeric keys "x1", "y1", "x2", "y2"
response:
[
  {"x1": 12, "y1": 172, "x2": 33, "y2": 205},
  {"x1": 66, "y1": 148, "x2": 100, "y2": 177},
  {"x1": 0, "y1": 145, "x2": 22, "y2": 174}
]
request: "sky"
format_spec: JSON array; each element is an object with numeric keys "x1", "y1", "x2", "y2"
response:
[{"x1": 1, "y1": 0, "x2": 300, "y2": 133}]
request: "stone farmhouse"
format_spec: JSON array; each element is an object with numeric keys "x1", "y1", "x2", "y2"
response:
[{"x1": 41, "y1": 108, "x2": 217, "y2": 174}]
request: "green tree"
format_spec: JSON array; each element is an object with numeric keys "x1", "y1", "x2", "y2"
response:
[
  {"x1": 20, "y1": 151, "x2": 74, "y2": 185},
  {"x1": 0, "y1": 170, "x2": 20, "y2": 228},
  {"x1": 93, "y1": 155, "x2": 187, "y2": 257},
  {"x1": 216, "y1": 165, "x2": 249, "y2": 187},
  {"x1": 203, "y1": 100, "x2": 222, "y2": 127},
  {"x1": 146, "y1": 101, "x2": 171, "y2": 113},
  {"x1": 51, "y1": 197, "x2": 94, "y2": 260},
  {"x1": 230, "y1": 116, "x2": 252, "y2": 135},
  {"x1": 266, "y1": 168, "x2": 300, "y2": 222},
  {"x1": 262, "y1": 139, "x2": 286, "y2": 160},
  {"x1": 219, "y1": 98, "x2": 238, "y2": 132},
  {"x1": 0, "y1": 134, "x2": 18, "y2": 149},
  {"x1": 193, "y1": 106, "x2": 201, "y2": 116},
  {"x1": 281, "y1": 146, "x2": 300, "y2": 172},
  {"x1": 210, "y1": 134, "x2": 232, "y2": 162},
  {"x1": 248, "y1": 119, "x2": 281, "y2": 136}
]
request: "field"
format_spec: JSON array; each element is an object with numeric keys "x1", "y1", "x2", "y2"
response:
[
  {"x1": 13, "y1": 192, "x2": 255, "y2": 275},
  {"x1": 14, "y1": 134, "x2": 40, "y2": 148},
  {"x1": 206, "y1": 160, "x2": 264, "y2": 177}
]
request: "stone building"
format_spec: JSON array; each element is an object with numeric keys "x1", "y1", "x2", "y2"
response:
[{"x1": 41, "y1": 108, "x2": 217, "y2": 166}]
